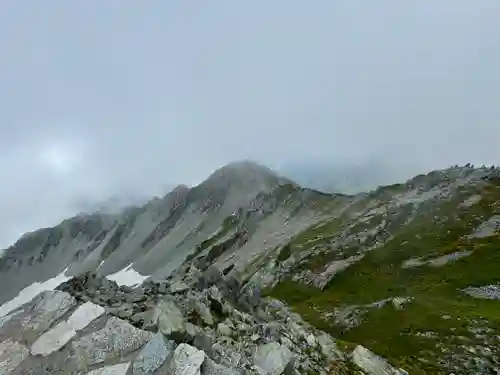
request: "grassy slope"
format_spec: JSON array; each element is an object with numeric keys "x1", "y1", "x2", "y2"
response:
[{"x1": 267, "y1": 179, "x2": 500, "y2": 374}]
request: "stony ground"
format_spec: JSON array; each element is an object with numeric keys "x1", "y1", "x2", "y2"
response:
[{"x1": 0, "y1": 265, "x2": 408, "y2": 375}]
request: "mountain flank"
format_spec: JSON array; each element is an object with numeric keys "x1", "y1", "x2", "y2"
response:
[{"x1": 1, "y1": 161, "x2": 500, "y2": 373}]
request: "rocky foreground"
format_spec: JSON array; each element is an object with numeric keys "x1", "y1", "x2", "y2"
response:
[{"x1": 0, "y1": 264, "x2": 407, "y2": 375}]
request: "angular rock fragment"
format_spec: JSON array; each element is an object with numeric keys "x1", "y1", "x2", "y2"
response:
[
  {"x1": 157, "y1": 300, "x2": 187, "y2": 341},
  {"x1": 316, "y1": 333, "x2": 343, "y2": 360},
  {"x1": 132, "y1": 332, "x2": 175, "y2": 375},
  {"x1": 85, "y1": 362, "x2": 131, "y2": 375},
  {"x1": 167, "y1": 343, "x2": 205, "y2": 375},
  {"x1": 20, "y1": 290, "x2": 76, "y2": 343},
  {"x1": 31, "y1": 321, "x2": 76, "y2": 356},
  {"x1": 192, "y1": 299, "x2": 214, "y2": 326},
  {"x1": 67, "y1": 301, "x2": 106, "y2": 331},
  {"x1": 253, "y1": 342, "x2": 293, "y2": 375},
  {"x1": 72, "y1": 317, "x2": 152, "y2": 369},
  {"x1": 170, "y1": 281, "x2": 190, "y2": 294},
  {"x1": 352, "y1": 345, "x2": 408, "y2": 375},
  {"x1": 202, "y1": 357, "x2": 242, "y2": 375},
  {"x1": 31, "y1": 301, "x2": 106, "y2": 356},
  {"x1": 0, "y1": 339, "x2": 30, "y2": 374}
]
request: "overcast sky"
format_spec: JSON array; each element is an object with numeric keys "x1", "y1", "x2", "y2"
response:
[{"x1": 0, "y1": 1, "x2": 499, "y2": 247}]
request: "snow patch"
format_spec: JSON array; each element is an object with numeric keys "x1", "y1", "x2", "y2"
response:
[
  {"x1": 0, "y1": 268, "x2": 71, "y2": 318},
  {"x1": 107, "y1": 264, "x2": 148, "y2": 287}
]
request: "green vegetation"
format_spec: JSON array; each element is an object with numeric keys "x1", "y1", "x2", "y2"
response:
[
  {"x1": 185, "y1": 215, "x2": 238, "y2": 262},
  {"x1": 277, "y1": 244, "x2": 292, "y2": 262},
  {"x1": 267, "y1": 182, "x2": 500, "y2": 373},
  {"x1": 290, "y1": 218, "x2": 344, "y2": 248}
]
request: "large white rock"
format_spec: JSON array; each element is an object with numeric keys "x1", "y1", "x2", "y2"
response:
[
  {"x1": 31, "y1": 321, "x2": 76, "y2": 356},
  {"x1": 352, "y1": 345, "x2": 408, "y2": 375},
  {"x1": 85, "y1": 362, "x2": 131, "y2": 375},
  {"x1": 0, "y1": 339, "x2": 30, "y2": 374},
  {"x1": 67, "y1": 302, "x2": 106, "y2": 331},
  {"x1": 30, "y1": 301, "x2": 106, "y2": 356},
  {"x1": 168, "y1": 343, "x2": 205, "y2": 375},
  {"x1": 317, "y1": 333, "x2": 343, "y2": 360},
  {"x1": 253, "y1": 342, "x2": 293, "y2": 375}
]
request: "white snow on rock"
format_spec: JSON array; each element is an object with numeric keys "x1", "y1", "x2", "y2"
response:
[
  {"x1": 107, "y1": 264, "x2": 148, "y2": 286},
  {"x1": 0, "y1": 268, "x2": 70, "y2": 318}
]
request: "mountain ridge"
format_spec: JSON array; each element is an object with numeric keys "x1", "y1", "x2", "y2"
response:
[{"x1": 1, "y1": 160, "x2": 500, "y2": 373}]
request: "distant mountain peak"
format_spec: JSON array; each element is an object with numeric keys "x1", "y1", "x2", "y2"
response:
[
  {"x1": 209, "y1": 160, "x2": 280, "y2": 178},
  {"x1": 200, "y1": 160, "x2": 293, "y2": 192}
]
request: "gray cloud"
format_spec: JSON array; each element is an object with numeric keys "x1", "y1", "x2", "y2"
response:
[{"x1": 0, "y1": 1, "x2": 499, "y2": 246}]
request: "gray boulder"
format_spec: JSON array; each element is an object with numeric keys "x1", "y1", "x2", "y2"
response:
[
  {"x1": 132, "y1": 332, "x2": 175, "y2": 375},
  {"x1": 170, "y1": 281, "x2": 190, "y2": 294},
  {"x1": 207, "y1": 285, "x2": 227, "y2": 317},
  {"x1": 317, "y1": 333, "x2": 343, "y2": 361},
  {"x1": 201, "y1": 357, "x2": 242, "y2": 375},
  {"x1": 192, "y1": 331, "x2": 214, "y2": 356},
  {"x1": 167, "y1": 343, "x2": 205, "y2": 375},
  {"x1": 0, "y1": 339, "x2": 30, "y2": 375},
  {"x1": 352, "y1": 345, "x2": 408, "y2": 375},
  {"x1": 212, "y1": 343, "x2": 242, "y2": 368},
  {"x1": 195, "y1": 266, "x2": 225, "y2": 292},
  {"x1": 72, "y1": 317, "x2": 152, "y2": 370},
  {"x1": 192, "y1": 299, "x2": 214, "y2": 326},
  {"x1": 217, "y1": 322, "x2": 233, "y2": 337},
  {"x1": 157, "y1": 300, "x2": 187, "y2": 342},
  {"x1": 253, "y1": 342, "x2": 294, "y2": 375},
  {"x1": 86, "y1": 362, "x2": 131, "y2": 374}
]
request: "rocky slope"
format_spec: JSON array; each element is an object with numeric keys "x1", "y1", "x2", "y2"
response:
[
  {"x1": 0, "y1": 161, "x2": 322, "y2": 306},
  {"x1": 0, "y1": 261, "x2": 408, "y2": 374},
  {"x1": 1, "y1": 161, "x2": 500, "y2": 374},
  {"x1": 265, "y1": 165, "x2": 500, "y2": 374}
]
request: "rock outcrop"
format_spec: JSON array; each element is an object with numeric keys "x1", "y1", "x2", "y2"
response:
[{"x1": 0, "y1": 262, "x2": 404, "y2": 374}]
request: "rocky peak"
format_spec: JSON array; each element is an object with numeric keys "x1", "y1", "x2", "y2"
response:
[{"x1": 201, "y1": 160, "x2": 291, "y2": 193}]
